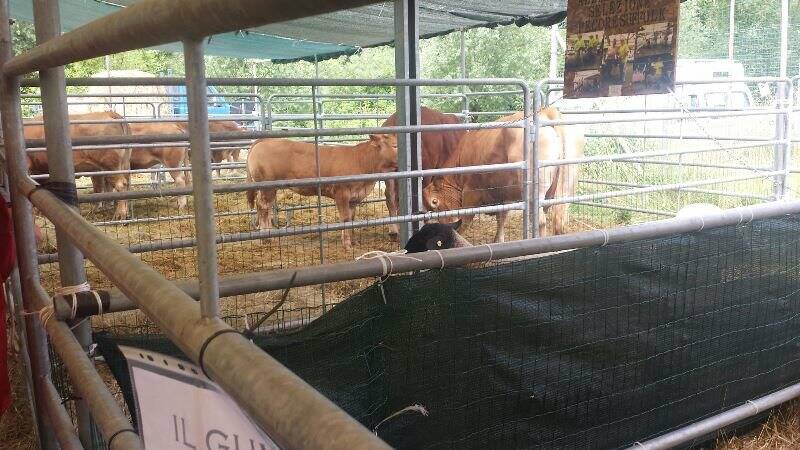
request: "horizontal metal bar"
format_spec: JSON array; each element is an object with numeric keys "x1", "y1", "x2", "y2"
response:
[
  {"x1": 585, "y1": 133, "x2": 776, "y2": 142},
  {"x1": 267, "y1": 90, "x2": 520, "y2": 101},
  {"x1": 22, "y1": 119, "x2": 525, "y2": 148},
  {"x1": 542, "y1": 76, "x2": 791, "y2": 86},
  {"x1": 21, "y1": 93, "x2": 262, "y2": 99},
  {"x1": 561, "y1": 106, "x2": 783, "y2": 115},
  {"x1": 39, "y1": 203, "x2": 524, "y2": 262},
  {"x1": 18, "y1": 159, "x2": 389, "y2": 450},
  {"x1": 630, "y1": 382, "x2": 800, "y2": 450},
  {"x1": 128, "y1": 200, "x2": 800, "y2": 293},
  {"x1": 22, "y1": 116, "x2": 259, "y2": 126},
  {"x1": 22, "y1": 77, "x2": 528, "y2": 88},
  {"x1": 32, "y1": 162, "x2": 244, "y2": 179},
  {"x1": 23, "y1": 140, "x2": 254, "y2": 153},
  {"x1": 542, "y1": 109, "x2": 788, "y2": 127},
  {"x1": 542, "y1": 172, "x2": 781, "y2": 207},
  {"x1": 78, "y1": 162, "x2": 525, "y2": 203},
  {"x1": 621, "y1": 158, "x2": 774, "y2": 172},
  {"x1": 579, "y1": 179, "x2": 773, "y2": 201},
  {"x1": 539, "y1": 141, "x2": 781, "y2": 167},
  {"x1": 572, "y1": 201, "x2": 674, "y2": 217},
  {"x1": 54, "y1": 200, "x2": 800, "y2": 318}
]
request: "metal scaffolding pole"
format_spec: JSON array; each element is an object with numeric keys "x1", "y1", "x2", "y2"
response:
[
  {"x1": 394, "y1": 0, "x2": 422, "y2": 244},
  {"x1": 183, "y1": 39, "x2": 220, "y2": 318},
  {"x1": 31, "y1": 0, "x2": 93, "y2": 444},
  {"x1": 0, "y1": 44, "x2": 57, "y2": 450},
  {"x1": 728, "y1": 0, "x2": 735, "y2": 60},
  {"x1": 775, "y1": 0, "x2": 791, "y2": 198}
]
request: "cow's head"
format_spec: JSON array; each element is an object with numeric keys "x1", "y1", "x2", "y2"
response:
[
  {"x1": 369, "y1": 134, "x2": 398, "y2": 172},
  {"x1": 404, "y1": 220, "x2": 471, "y2": 253},
  {"x1": 423, "y1": 178, "x2": 462, "y2": 223}
]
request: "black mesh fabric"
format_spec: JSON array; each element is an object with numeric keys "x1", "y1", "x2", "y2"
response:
[{"x1": 95, "y1": 214, "x2": 800, "y2": 449}]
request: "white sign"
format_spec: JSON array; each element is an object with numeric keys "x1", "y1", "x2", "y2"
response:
[{"x1": 121, "y1": 346, "x2": 280, "y2": 450}]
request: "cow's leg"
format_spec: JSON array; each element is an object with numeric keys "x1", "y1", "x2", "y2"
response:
[
  {"x1": 551, "y1": 204, "x2": 569, "y2": 235},
  {"x1": 493, "y1": 211, "x2": 509, "y2": 243},
  {"x1": 109, "y1": 175, "x2": 129, "y2": 220},
  {"x1": 384, "y1": 179, "x2": 400, "y2": 240},
  {"x1": 335, "y1": 196, "x2": 354, "y2": 250},
  {"x1": 254, "y1": 189, "x2": 276, "y2": 231},
  {"x1": 165, "y1": 153, "x2": 189, "y2": 211},
  {"x1": 91, "y1": 176, "x2": 107, "y2": 209},
  {"x1": 169, "y1": 169, "x2": 188, "y2": 211},
  {"x1": 348, "y1": 200, "x2": 360, "y2": 245}
]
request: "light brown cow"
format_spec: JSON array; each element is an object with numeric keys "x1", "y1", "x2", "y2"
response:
[
  {"x1": 24, "y1": 111, "x2": 131, "y2": 219},
  {"x1": 176, "y1": 120, "x2": 245, "y2": 177},
  {"x1": 246, "y1": 134, "x2": 398, "y2": 249},
  {"x1": 129, "y1": 122, "x2": 190, "y2": 210},
  {"x1": 381, "y1": 107, "x2": 466, "y2": 239},
  {"x1": 423, "y1": 107, "x2": 584, "y2": 242}
]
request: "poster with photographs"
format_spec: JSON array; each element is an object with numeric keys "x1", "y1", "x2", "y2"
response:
[{"x1": 564, "y1": 0, "x2": 680, "y2": 98}]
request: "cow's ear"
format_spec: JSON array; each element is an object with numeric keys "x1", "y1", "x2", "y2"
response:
[
  {"x1": 451, "y1": 220, "x2": 463, "y2": 231},
  {"x1": 369, "y1": 134, "x2": 383, "y2": 144},
  {"x1": 426, "y1": 237, "x2": 445, "y2": 250}
]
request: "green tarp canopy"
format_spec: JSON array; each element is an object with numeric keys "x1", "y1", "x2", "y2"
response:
[{"x1": 9, "y1": 0, "x2": 568, "y2": 62}]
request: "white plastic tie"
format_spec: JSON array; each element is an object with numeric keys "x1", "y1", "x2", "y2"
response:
[
  {"x1": 483, "y1": 244, "x2": 494, "y2": 264},
  {"x1": 600, "y1": 229, "x2": 610, "y2": 247},
  {"x1": 431, "y1": 249, "x2": 445, "y2": 270}
]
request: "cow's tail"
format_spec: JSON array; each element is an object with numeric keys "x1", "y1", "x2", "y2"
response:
[
  {"x1": 540, "y1": 107, "x2": 565, "y2": 213},
  {"x1": 246, "y1": 169, "x2": 257, "y2": 210},
  {"x1": 111, "y1": 111, "x2": 132, "y2": 192}
]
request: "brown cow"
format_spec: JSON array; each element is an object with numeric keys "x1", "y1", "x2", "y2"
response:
[
  {"x1": 423, "y1": 107, "x2": 584, "y2": 242},
  {"x1": 24, "y1": 111, "x2": 131, "y2": 219},
  {"x1": 129, "y1": 122, "x2": 191, "y2": 210},
  {"x1": 381, "y1": 107, "x2": 465, "y2": 239},
  {"x1": 246, "y1": 134, "x2": 398, "y2": 249},
  {"x1": 177, "y1": 120, "x2": 245, "y2": 177}
]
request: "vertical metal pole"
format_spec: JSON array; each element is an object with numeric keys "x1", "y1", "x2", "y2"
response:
[
  {"x1": 779, "y1": 0, "x2": 789, "y2": 78},
  {"x1": 394, "y1": 0, "x2": 422, "y2": 245},
  {"x1": 314, "y1": 57, "x2": 325, "y2": 132},
  {"x1": 522, "y1": 85, "x2": 532, "y2": 240},
  {"x1": 775, "y1": 1, "x2": 790, "y2": 198},
  {"x1": 532, "y1": 85, "x2": 542, "y2": 238},
  {"x1": 549, "y1": 25, "x2": 559, "y2": 79},
  {"x1": 311, "y1": 84, "x2": 327, "y2": 311},
  {"x1": 728, "y1": 0, "x2": 735, "y2": 60},
  {"x1": 183, "y1": 39, "x2": 220, "y2": 318},
  {"x1": 31, "y1": 0, "x2": 93, "y2": 444},
  {"x1": 459, "y1": 29, "x2": 469, "y2": 116},
  {"x1": 0, "y1": 2, "x2": 56, "y2": 447}
]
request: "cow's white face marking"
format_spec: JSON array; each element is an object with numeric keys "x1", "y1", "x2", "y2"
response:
[{"x1": 436, "y1": 240, "x2": 443, "y2": 247}]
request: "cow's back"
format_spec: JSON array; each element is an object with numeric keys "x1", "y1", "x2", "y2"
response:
[
  {"x1": 382, "y1": 106, "x2": 465, "y2": 171},
  {"x1": 24, "y1": 111, "x2": 129, "y2": 174},
  {"x1": 129, "y1": 122, "x2": 185, "y2": 169}
]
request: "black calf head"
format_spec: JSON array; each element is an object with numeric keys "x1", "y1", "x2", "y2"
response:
[{"x1": 404, "y1": 220, "x2": 471, "y2": 253}]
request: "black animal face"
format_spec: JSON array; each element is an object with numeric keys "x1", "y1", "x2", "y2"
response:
[{"x1": 404, "y1": 220, "x2": 470, "y2": 253}]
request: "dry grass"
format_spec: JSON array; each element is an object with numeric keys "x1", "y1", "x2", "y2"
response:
[
  {"x1": 715, "y1": 401, "x2": 800, "y2": 449},
  {"x1": 1, "y1": 338, "x2": 35, "y2": 450}
]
